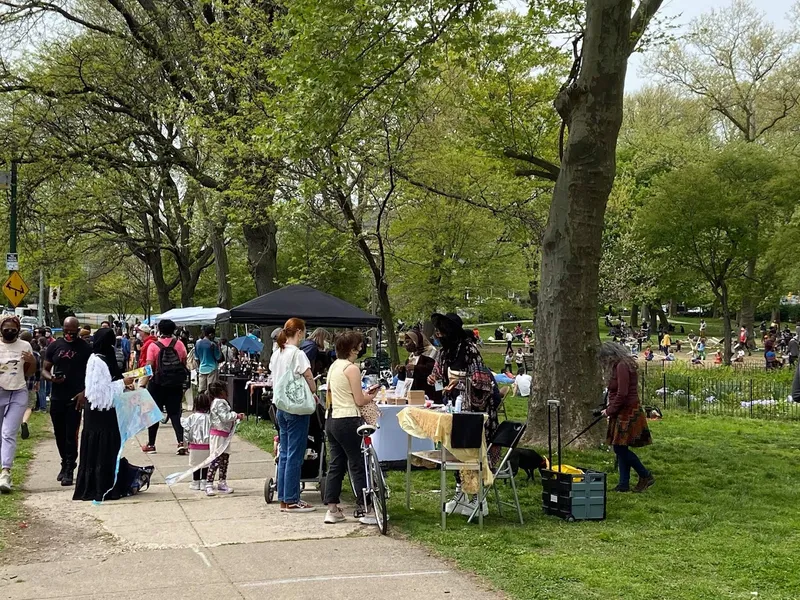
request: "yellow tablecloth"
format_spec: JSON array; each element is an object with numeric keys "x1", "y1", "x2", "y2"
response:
[{"x1": 397, "y1": 407, "x2": 493, "y2": 493}]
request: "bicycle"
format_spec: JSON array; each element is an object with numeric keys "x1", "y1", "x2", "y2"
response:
[{"x1": 356, "y1": 423, "x2": 388, "y2": 535}]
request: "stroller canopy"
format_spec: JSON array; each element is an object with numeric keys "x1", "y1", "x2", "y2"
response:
[{"x1": 227, "y1": 285, "x2": 381, "y2": 328}]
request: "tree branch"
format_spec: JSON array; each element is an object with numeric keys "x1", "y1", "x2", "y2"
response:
[
  {"x1": 503, "y1": 148, "x2": 560, "y2": 181},
  {"x1": 629, "y1": 0, "x2": 665, "y2": 56}
]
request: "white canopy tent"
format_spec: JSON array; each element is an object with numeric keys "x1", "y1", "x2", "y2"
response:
[{"x1": 152, "y1": 306, "x2": 230, "y2": 327}]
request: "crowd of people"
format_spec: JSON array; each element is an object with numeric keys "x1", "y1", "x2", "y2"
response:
[{"x1": 0, "y1": 309, "x2": 660, "y2": 528}]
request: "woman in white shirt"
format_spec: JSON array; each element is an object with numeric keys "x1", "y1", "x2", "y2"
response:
[
  {"x1": 269, "y1": 318, "x2": 318, "y2": 513},
  {"x1": 323, "y1": 331, "x2": 379, "y2": 525},
  {"x1": 0, "y1": 315, "x2": 36, "y2": 493}
]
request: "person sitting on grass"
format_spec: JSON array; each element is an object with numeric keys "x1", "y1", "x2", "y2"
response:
[
  {"x1": 714, "y1": 351, "x2": 723, "y2": 364},
  {"x1": 663, "y1": 350, "x2": 677, "y2": 362},
  {"x1": 643, "y1": 346, "x2": 654, "y2": 361}
]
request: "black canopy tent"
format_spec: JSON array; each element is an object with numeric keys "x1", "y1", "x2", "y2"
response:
[{"x1": 227, "y1": 284, "x2": 381, "y2": 328}]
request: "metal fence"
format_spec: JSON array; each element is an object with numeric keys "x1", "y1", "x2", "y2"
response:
[{"x1": 639, "y1": 363, "x2": 799, "y2": 421}]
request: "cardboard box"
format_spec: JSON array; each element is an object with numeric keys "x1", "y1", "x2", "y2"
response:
[
  {"x1": 407, "y1": 390, "x2": 426, "y2": 405},
  {"x1": 382, "y1": 396, "x2": 406, "y2": 406}
]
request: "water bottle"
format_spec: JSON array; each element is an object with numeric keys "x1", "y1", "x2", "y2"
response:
[
  {"x1": 446, "y1": 400, "x2": 453, "y2": 414},
  {"x1": 455, "y1": 394, "x2": 463, "y2": 413}
]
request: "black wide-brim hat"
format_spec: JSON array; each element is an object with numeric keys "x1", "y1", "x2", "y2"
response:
[{"x1": 431, "y1": 312, "x2": 464, "y2": 337}]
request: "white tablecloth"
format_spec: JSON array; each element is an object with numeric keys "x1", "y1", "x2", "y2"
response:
[{"x1": 372, "y1": 404, "x2": 435, "y2": 463}]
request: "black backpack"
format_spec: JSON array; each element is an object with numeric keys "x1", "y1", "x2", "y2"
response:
[
  {"x1": 153, "y1": 338, "x2": 187, "y2": 387},
  {"x1": 114, "y1": 341, "x2": 125, "y2": 371}
]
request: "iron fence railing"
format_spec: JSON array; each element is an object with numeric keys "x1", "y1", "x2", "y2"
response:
[{"x1": 639, "y1": 362, "x2": 798, "y2": 420}]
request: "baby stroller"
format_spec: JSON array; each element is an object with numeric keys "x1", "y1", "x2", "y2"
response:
[{"x1": 264, "y1": 402, "x2": 328, "y2": 504}]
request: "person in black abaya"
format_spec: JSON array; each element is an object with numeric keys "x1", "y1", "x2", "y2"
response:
[{"x1": 73, "y1": 328, "x2": 133, "y2": 502}]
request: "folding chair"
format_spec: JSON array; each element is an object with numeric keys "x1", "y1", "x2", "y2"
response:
[
  {"x1": 408, "y1": 412, "x2": 486, "y2": 529},
  {"x1": 466, "y1": 420, "x2": 527, "y2": 525},
  {"x1": 497, "y1": 386, "x2": 512, "y2": 420}
]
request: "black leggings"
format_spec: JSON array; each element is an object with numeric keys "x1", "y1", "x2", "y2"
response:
[
  {"x1": 208, "y1": 453, "x2": 229, "y2": 483},
  {"x1": 193, "y1": 468, "x2": 209, "y2": 481},
  {"x1": 324, "y1": 416, "x2": 367, "y2": 508},
  {"x1": 147, "y1": 384, "x2": 184, "y2": 447}
]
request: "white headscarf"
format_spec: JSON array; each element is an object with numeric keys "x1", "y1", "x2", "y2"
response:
[{"x1": 85, "y1": 354, "x2": 125, "y2": 410}]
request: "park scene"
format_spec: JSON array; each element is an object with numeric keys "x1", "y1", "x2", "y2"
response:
[{"x1": 1, "y1": 0, "x2": 800, "y2": 599}]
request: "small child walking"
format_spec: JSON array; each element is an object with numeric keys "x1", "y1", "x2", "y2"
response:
[
  {"x1": 181, "y1": 391, "x2": 211, "y2": 491},
  {"x1": 206, "y1": 382, "x2": 244, "y2": 496},
  {"x1": 504, "y1": 349, "x2": 513, "y2": 374},
  {"x1": 514, "y1": 348, "x2": 525, "y2": 374}
]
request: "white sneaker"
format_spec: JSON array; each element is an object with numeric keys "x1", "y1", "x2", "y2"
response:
[
  {"x1": 359, "y1": 512, "x2": 378, "y2": 526},
  {"x1": 444, "y1": 491, "x2": 466, "y2": 515},
  {"x1": 217, "y1": 481, "x2": 234, "y2": 494},
  {"x1": 189, "y1": 480, "x2": 201, "y2": 491},
  {"x1": 205, "y1": 486, "x2": 216, "y2": 496},
  {"x1": 0, "y1": 469, "x2": 11, "y2": 494},
  {"x1": 460, "y1": 497, "x2": 489, "y2": 518},
  {"x1": 324, "y1": 508, "x2": 346, "y2": 524}
]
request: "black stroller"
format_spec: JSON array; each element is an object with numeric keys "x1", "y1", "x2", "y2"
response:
[{"x1": 264, "y1": 402, "x2": 329, "y2": 504}]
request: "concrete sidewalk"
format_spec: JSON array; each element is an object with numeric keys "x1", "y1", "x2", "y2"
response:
[{"x1": 1, "y1": 426, "x2": 502, "y2": 600}]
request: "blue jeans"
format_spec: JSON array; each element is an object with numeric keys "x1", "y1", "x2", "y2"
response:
[
  {"x1": 36, "y1": 384, "x2": 47, "y2": 411},
  {"x1": 613, "y1": 445, "x2": 650, "y2": 489},
  {"x1": 276, "y1": 410, "x2": 311, "y2": 504}
]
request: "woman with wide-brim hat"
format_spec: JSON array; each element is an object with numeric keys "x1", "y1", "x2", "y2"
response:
[{"x1": 427, "y1": 312, "x2": 499, "y2": 516}]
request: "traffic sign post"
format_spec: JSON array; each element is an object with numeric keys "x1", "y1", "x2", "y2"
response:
[
  {"x1": 3, "y1": 271, "x2": 29, "y2": 308},
  {"x1": 5, "y1": 253, "x2": 18, "y2": 271}
]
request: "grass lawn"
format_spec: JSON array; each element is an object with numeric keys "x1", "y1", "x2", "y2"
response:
[
  {"x1": 240, "y1": 398, "x2": 800, "y2": 599},
  {"x1": 0, "y1": 411, "x2": 48, "y2": 549}
]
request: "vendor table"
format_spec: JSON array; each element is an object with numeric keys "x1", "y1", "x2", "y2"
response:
[
  {"x1": 398, "y1": 407, "x2": 492, "y2": 528},
  {"x1": 372, "y1": 403, "x2": 435, "y2": 467}
]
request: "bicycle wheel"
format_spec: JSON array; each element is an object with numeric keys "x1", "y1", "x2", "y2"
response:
[{"x1": 368, "y1": 447, "x2": 388, "y2": 535}]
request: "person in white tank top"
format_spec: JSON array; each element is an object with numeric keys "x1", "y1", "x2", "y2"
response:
[{"x1": 323, "y1": 331, "x2": 379, "y2": 526}]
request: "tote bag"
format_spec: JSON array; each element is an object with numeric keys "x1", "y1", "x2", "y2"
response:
[{"x1": 273, "y1": 347, "x2": 316, "y2": 415}]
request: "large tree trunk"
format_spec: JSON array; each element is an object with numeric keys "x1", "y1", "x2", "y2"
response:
[
  {"x1": 739, "y1": 256, "x2": 757, "y2": 348},
  {"x1": 144, "y1": 251, "x2": 173, "y2": 313},
  {"x1": 375, "y1": 279, "x2": 400, "y2": 367},
  {"x1": 630, "y1": 303, "x2": 639, "y2": 328},
  {"x1": 527, "y1": 0, "x2": 645, "y2": 448},
  {"x1": 243, "y1": 220, "x2": 278, "y2": 296},
  {"x1": 641, "y1": 303, "x2": 651, "y2": 328},
  {"x1": 211, "y1": 226, "x2": 233, "y2": 337},
  {"x1": 652, "y1": 300, "x2": 669, "y2": 329},
  {"x1": 720, "y1": 284, "x2": 733, "y2": 366}
]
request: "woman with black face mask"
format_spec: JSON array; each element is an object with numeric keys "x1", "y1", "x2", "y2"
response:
[
  {"x1": 0, "y1": 315, "x2": 37, "y2": 493},
  {"x1": 426, "y1": 312, "x2": 500, "y2": 517}
]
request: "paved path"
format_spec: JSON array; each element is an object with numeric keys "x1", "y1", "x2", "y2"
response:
[{"x1": 0, "y1": 427, "x2": 501, "y2": 600}]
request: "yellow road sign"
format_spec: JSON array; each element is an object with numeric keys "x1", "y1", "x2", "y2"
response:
[{"x1": 3, "y1": 271, "x2": 29, "y2": 308}]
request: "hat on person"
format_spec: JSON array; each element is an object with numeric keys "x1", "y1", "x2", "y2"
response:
[
  {"x1": 138, "y1": 324, "x2": 151, "y2": 334},
  {"x1": 431, "y1": 312, "x2": 468, "y2": 338},
  {"x1": 271, "y1": 327, "x2": 282, "y2": 341}
]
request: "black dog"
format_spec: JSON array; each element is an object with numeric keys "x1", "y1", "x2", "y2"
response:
[{"x1": 509, "y1": 448, "x2": 548, "y2": 482}]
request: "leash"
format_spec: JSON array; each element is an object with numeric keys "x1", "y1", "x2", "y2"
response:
[{"x1": 564, "y1": 414, "x2": 605, "y2": 447}]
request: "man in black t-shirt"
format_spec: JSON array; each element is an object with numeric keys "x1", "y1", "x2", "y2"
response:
[{"x1": 43, "y1": 317, "x2": 92, "y2": 486}]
